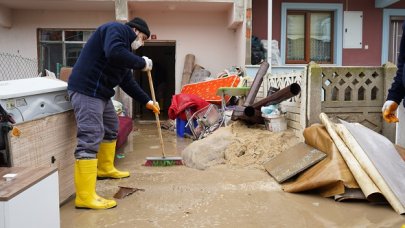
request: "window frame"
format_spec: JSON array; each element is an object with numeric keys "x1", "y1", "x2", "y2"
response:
[
  {"x1": 281, "y1": 3, "x2": 343, "y2": 66},
  {"x1": 382, "y1": 9, "x2": 405, "y2": 64},
  {"x1": 285, "y1": 10, "x2": 335, "y2": 64},
  {"x1": 37, "y1": 28, "x2": 95, "y2": 75}
]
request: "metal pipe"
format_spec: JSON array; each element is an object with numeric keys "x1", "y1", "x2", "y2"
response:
[
  {"x1": 243, "y1": 62, "x2": 269, "y2": 106},
  {"x1": 231, "y1": 106, "x2": 264, "y2": 124},
  {"x1": 244, "y1": 83, "x2": 301, "y2": 116},
  {"x1": 251, "y1": 82, "x2": 300, "y2": 109}
]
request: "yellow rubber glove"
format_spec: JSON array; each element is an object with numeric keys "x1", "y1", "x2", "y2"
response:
[
  {"x1": 382, "y1": 100, "x2": 399, "y2": 123},
  {"x1": 146, "y1": 100, "x2": 160, "y2": 114}
]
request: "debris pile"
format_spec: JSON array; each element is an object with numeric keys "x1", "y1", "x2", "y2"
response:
[{"x1": 182, "y1": 121, "x2": 300, "y2": 170}]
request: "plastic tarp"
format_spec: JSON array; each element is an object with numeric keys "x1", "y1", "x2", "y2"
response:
[
  {"x1": 282, "y1": 124, "x2": 359, "y2": 197},
  {"x1": 168, "y1": 94, "x2": 210, "y2": 121}
]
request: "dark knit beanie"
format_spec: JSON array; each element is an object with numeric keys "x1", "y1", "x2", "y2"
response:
[{"x1": 126, "y1": 17, "x2": 150, "y2": 38}]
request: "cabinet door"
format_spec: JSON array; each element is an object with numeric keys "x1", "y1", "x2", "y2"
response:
[
  {"x1": 7, "y1": 172, "x2": 60, "y2": 228},
  {"x1": 343, "y1": 11, "x2": 363, "y2": 49}
]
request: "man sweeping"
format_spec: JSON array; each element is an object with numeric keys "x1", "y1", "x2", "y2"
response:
[{"x1": 67, "y1": 17, "x2": 160, "y2": 210}]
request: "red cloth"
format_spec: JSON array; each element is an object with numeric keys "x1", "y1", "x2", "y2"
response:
[{"x1": 168, "y1": 94, "x2": 210, "y2": 120}]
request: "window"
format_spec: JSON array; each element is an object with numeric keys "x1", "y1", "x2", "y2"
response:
[
  {"x1": 38, "y1": 29, "x2": 95, "y2": 76},
  {"x1": 388, "y1": 17, "x2": 405, "y2": 65},
  {"x1": 286, "y1": 11, "x2": 334, "y2": 64}
]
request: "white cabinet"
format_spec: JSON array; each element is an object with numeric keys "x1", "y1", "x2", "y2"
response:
[{"x1": 0, "y1": 167, "x2": 60, "y2": 228}]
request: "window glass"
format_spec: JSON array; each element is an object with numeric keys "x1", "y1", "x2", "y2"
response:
[
  {"x1": 310, "y1": 13, "x2": 332, "y2": 62},
  {"x1": 65, "y1": 31, "x2": 83, "y2": 41},
  {"x1": 286, "y1": 11, "x2": 333, "y2": 64},
  {"x1": 287, "y1": 14, "x2": 305, "y2": 61},
  {"x1": 38, "y1": 29, "x2": 94, "y2": 77},
  {"x1": 66, "y1": 43, "x2": 84, "y2": 67},
  {"x1": 83, "y1": 31, "x2": 94, "y2": 42},
  {"x1": 39, "y1": 43, "x2": 63, "y2": 73},
  {"x1": 40, "y1": 30, "x2": 62, "y2": 41}
]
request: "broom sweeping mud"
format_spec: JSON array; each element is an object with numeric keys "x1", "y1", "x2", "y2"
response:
[{"x1": 144, "y1": 70, "x2": 183, "y2": 166}]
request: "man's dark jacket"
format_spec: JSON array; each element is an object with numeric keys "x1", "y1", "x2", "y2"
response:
[
  {"x1": 68, "y1": 22, "x2": 150, "y2": 104},
  {"x1": 387, "y1": 22, "x2": 405, "y2": 106}
]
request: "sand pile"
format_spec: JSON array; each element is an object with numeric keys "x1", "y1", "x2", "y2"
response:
[{"x1": 182, "y1": 121, "x2": 300, "y2": 170}]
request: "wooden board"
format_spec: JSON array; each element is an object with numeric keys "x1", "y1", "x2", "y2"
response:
[
  {"x1": 181, "y1": 54, "x2": 195, "y2": 88},
  {"x1": 264, "y1": 142, "x2": 326, "y2": 183},
  {"x1": 341, "y1": 120, "x2": 405, "y2": 214},
  {"x1": 8, "y1": 110, "x2": 76, "y2": 204}
]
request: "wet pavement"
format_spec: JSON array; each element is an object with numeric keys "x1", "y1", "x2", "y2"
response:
[{"x1": 60, "y1": 122, "x2": 405, "y2": 227}]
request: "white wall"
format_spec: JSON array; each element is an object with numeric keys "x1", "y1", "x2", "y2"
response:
[
  {"x1": 235, "y1": 10, "x2": 246, "y2": 70},
  {"x1": 0, "y1": 9, "x2": 114, "y2": 58},
  {"x1": 130, "y1": 10, "x2": 241, "y2": 92}
]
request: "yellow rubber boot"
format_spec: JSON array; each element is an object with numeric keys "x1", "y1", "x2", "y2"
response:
[
  {"x1": 74, "y1": 159, "x2": 117, "y2": 209},
  {"x1": 97, "y1": 140, "x2": 130, "y2": 179}
]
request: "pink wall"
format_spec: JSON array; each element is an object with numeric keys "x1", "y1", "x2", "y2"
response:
[
  {"x1": 346, "y1": 0, "x2": 405, "y2": 66},
  {"x1": 342, "y1": 0, "x2": 382, "y2": 66},
  {"x1": 130, "y1": 10, "x2": 240, "y2": 93},
  {"x1": 253, "y1": 0, "x2": 405, "y2": 66},
  {"x1": 0, "y1": 10, "x2": 114, "y2": 59}
]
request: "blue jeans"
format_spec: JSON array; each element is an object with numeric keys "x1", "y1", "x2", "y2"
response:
[{"x1": 68, "y1": 90, "x2": 118, "y2": 159}]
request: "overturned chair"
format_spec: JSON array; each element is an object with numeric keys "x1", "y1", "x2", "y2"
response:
[{"x1": 185, "y1": 104, "x2": 223, "y2": 140}]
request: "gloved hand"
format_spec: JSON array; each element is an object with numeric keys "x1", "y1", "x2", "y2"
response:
[
  {"x1": 146, "y1": 100, "x2": 160, "y2": 114},
  {"x1": 142, "y1": 56, "x2": 153, "y2": 72},
  {"x1": 382, "y1": 100, "x2": 399, "y2": 123}
]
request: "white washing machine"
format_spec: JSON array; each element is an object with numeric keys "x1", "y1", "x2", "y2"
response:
[{"x1": 0, "y1": 77, "x2": 72, "y2": 123}]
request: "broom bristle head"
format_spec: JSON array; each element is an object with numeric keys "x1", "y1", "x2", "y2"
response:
[{"x1": 144, "y1": 159, "x2": 183, "y2": 167}]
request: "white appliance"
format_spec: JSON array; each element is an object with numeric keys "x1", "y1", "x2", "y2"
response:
[{"x1": 0, "y1": 77, "x2": 72, "y2": 123}]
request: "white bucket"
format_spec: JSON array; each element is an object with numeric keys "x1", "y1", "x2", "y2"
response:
[{"x1": 263, "y1": 114, "x2": 287, "y2": 132}]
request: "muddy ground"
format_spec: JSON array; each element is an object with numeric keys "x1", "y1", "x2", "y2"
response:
[{"x1": 60, "y1": 122, "x2": 405, "y2": 227}]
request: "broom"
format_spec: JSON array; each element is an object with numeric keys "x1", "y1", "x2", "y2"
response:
[{"x1": 144, "y1": 70, "x2": 183, "y2": 166}]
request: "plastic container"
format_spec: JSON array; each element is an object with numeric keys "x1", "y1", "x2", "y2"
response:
[
  {"x1": 176, "y1": 118, "x2": 193, "y2": 137},
  {"x1": 263, "y1": 114, "x2": 287, "y2": 132}
]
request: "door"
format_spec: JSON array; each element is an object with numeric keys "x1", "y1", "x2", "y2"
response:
[{"x1": 133, "y1": 41, "x2": 176, "y2": 121}]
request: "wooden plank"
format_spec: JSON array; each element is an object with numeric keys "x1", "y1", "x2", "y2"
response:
[
  {"x1": 322, "y1": 106, "x2": 382, "y2": 113},
  {"x1": 285, "y1": 112, "x2": 300, "y2": 122},
  {"x1": 322, "y1": 101, "x2": 382, "y2": 108},
  {"x1": 287, "y1": 121, "x2": 302, "y2": 131},
  {"x1": 281, "y1": 105, "x2": 300, "y2": 114},
  {"x1": 264, "y1": 142, "x2": 326, "y2": 183},
  {"x1": 181, "y1": 54, "x2": 195, "y2": 88},
  {"x1": 341, "y1": 119, "x2": 405, "y2": 214}
]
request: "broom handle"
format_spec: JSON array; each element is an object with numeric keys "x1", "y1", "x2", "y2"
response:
[{"x1": 147, "y1": 70, "x2": 166, "y2": 157}]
